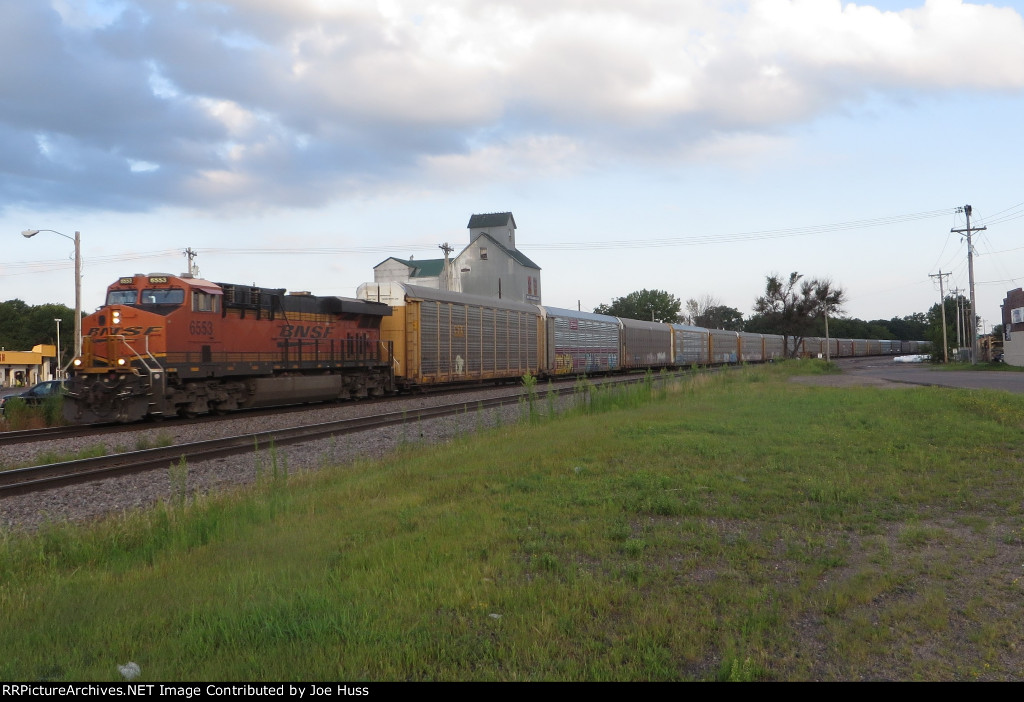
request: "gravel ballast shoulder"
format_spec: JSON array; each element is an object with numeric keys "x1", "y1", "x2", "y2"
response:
[{"x1": 1, "y1": 386, "x2": 560, "y2": 532}]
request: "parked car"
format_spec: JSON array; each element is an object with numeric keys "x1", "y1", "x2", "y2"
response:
[{"x1": 0, "y1": 380, "x2": 67, "y2": 415}]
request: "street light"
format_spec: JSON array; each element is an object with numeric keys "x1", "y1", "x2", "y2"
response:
[
  {"x1": 54, "y1": 317, "x2": 62, "y2": 379},
  {"x1": 22, "y1": 229, "x2": 82, "y2": 360}
]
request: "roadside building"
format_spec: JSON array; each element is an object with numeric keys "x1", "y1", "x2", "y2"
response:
[
  {"x1": 0, "y1": 344, "x2": 57, "y2": 387},
  {"x1": 1001, "y1": 287, "x2": 1024, "y2": 367}
]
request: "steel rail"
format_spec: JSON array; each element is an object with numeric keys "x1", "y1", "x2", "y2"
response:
[
  {"x1": 0, "y1": 378, "x2": 554, "y2": 448},
  {"x1": 0, "y1": 370, "x2": 689, "y2": 496},
  {"x1": 0, "y1": 392, "x2": 541, "y2": 496}
]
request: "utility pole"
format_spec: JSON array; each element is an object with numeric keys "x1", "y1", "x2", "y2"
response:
[
  {"x1": 952, "y1": 205, "x2": 986, "y2": 364},
  {"x1": 184, "y1": 247, "x2": 200, "y2": 277},
  {"x1": 950, "y1": 287, "x2": 963, "y2": 350},
  {"x1": 439, "y1": 242, "x2": 454, "y2": 291},
  {"x1": 930, "y1": 270, "x2": 950, "y2": 363},
  {"x1": 824, "y1": 305, "x2": 831, "y2": 363}
]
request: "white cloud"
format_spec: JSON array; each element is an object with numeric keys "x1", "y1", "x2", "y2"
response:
[
  {"x1": 2, "y1": 0, "x2": 1023, "y2": 212},
  {"x1": 127, "y1": 158, "x2": 159, "y2": 172},
  {"x1": 420, "y1": 134, "x2": 583, "y2": 185}
]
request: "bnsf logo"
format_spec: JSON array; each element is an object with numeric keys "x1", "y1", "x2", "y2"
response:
[
  {"x1": 278, "y1": 324, "x2": 333, "y2": 339},
  {"x1": 87, "y1": 326, "x2": 161, "y2": 338}
]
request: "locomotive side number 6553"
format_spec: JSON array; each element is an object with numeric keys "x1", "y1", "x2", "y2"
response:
[{"x1": 189, "y1": 320, "x2": 214, "y2": 336}]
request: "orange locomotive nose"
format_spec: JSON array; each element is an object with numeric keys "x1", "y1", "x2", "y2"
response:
[{"x1": 79, "y1": 305, "x2": 165, "y2": 370}]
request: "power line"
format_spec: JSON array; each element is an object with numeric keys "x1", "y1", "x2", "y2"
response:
[
  {"x1": 527, "y1": 208, "x2": 956, "y2": 250},
  {"x1": 977, "y1": 201, "x2": 1024, "y2": 226},
  {"x1": 3, "y1": 207, "x2": 961, "y2": 272}
]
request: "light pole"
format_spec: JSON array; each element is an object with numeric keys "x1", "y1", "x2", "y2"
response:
[
  {"x1": 54, "y1": 318, "x2": 62, "y2": 379},
  {"x1": 22, "y1": 229, "x2": 81, "y2": 360}
]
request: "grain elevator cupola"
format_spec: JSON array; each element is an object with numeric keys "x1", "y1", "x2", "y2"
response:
[{"x1": 468, "y1": 212, "x2": 517, "y2": 250}]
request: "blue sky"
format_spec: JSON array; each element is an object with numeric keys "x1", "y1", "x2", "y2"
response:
[{"x1": 3, "y1": 0, "x2": 1023, "y2": 330}]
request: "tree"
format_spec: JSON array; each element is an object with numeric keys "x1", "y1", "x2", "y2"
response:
[
  {"x1": 752, "y1": 272, "x2": 845, "y2": 357},
  {"x1": 0, "y1": 299, "x2": 78, "y2": 367},
  {"x1": 926, "y1": 295, "x2": 977, "y2": 361},
  {"x1": 680, "y1": 295, "x2": 745, "y2": 330},
  {"x1": 594, "y1": 289, "x2": 682, "y2": 323},
  {"x1": 682, "y1": 294, "x2": 717, "y2": 325},
  {"x1": 699, "y1": 305, "x2": 744, "y2": 331},
  {"x1": 884, "y1": 312, "x2": 929, "y2": 341},
  {"x1": 823, "y1": 317, "x2": 893, "y2": 340}
]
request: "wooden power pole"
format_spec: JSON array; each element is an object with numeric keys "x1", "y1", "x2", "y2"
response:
[
  {"x1": 951, "y1": 205, "x2": 986, "y2": 364},
  {"x1": 930, "y1": 270, "x2": 950, "y2": 363}
]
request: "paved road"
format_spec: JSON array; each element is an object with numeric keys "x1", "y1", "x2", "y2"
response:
[{"x1": 835, "y1": 357, "x2": 1024, "y2": 394}]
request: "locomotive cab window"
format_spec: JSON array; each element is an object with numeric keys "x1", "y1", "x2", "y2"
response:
[
  {"x1": 192, "y1": 290, "x2": 219, "y2": 313},
  {"x1": 106, "y1": 290, "x2": 139, "y2": 305},
  {"x1": 140, "y1": 288, "x2": 185, "y2": 306}
]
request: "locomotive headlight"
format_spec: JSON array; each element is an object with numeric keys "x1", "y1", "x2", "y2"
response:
[{"x1": 112, "y1": 310, "x2": 121, "y2": 323}]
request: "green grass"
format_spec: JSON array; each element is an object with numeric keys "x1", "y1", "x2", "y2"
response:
[
  {"x1": 0, "y1": 394, "x2": 65, "y2": 431},
  {"x1": 1, "y1": 361, "x2": 1023, "y2": 681},
  {"x1": 935, "y1": 361, "x2": 1024, "y2": 372}
]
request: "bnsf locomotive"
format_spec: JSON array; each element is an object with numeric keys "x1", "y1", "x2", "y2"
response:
[{"x1": 64, "y1": 274, "x2": 393, "y2": 423}]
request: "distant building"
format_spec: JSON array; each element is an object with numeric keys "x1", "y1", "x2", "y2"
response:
[
  {"x1": 372, "y1": 256, "x2": 454, "y2": 291},
  {"x1": 0, "y1": 344, "x2": 57, "y2": 387},
  {"x1": 1001, "y1": 287, "x2": 1024, "y2": 366},
  {"x1": 371, "y1": 212, "x2": 541, "y2": 304}
]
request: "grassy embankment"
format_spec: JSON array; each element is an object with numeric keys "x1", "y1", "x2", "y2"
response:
[
  {"x1": 0, "y1": 394, "x2": 64, "y2": 431},
  {"x1": 1, "y1": 361, "x2": 1022, "y2": 681}
]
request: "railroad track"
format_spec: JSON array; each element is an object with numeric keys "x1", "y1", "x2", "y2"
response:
[
  {"x1": 0, "y1": 367, "x2": 691, "y2": 449},
  {"x1": 2, "y1": 372, "x2": 672, "y2": 495},
  {"x1": 0, "y1": 369, "x2": 699, "y2": 497},
  {"x1": 0, "y1": 380, "x2": 530, "y2": 449},
  {"x1": 0, "y1": 394, "x2": 525, "y2": 496}
]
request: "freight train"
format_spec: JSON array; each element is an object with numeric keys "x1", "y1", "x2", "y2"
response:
[
  {"x1": 63, "y1": 274, "x2": 926, "y2": 423},
  {"x1": 356, "y1": 282, "x2": 926, "y2": 387}
]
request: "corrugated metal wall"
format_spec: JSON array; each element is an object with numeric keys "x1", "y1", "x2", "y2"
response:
[
  {"x1": 548, "y1": 313, "x2": 620, "y2": 374},
  {"x1": 763, "y1": 334, "x2": 785, "y2": 360},
  {"x1": 708, "y1": 329, "x2": 738, "y2": 363},
  {"x1": 738, "y1": 332, "x2": 764, "y2": 362},
  {"x1": 672, "y1": 326, "x2": 709, "y2": 365},
  {"x1": 416, "y1": 298, "x2": 538, "y2": 382},
  {"x1": 619, "y1": 319, "x2": 672, "y2": 369}
]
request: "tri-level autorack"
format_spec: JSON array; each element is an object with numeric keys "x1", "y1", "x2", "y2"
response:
[{"x1": 63, "y1": 275, "x2": 927, "y2": 423}]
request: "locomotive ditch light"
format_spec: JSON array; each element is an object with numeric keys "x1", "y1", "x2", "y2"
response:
[
  {"x1": 117, "y1": 358, "x2": 127, "y2": 366},
  {"x1": 73, "y1": 358, "x2": 82, "y2": 367}
]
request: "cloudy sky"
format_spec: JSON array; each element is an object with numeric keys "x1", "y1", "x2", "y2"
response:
[{"x1": 3, "y1": 0, "x2": 1023, "y2": 330}]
